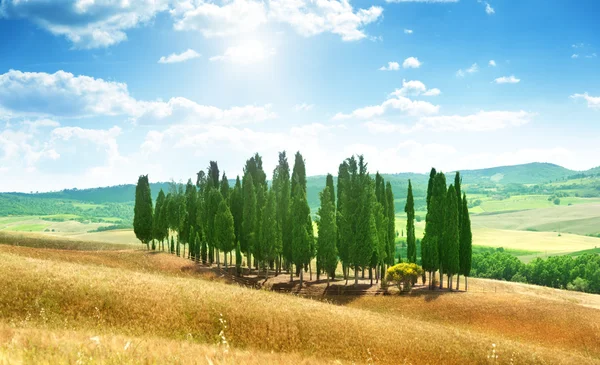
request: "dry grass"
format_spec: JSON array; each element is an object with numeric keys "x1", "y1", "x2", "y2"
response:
[
  {"x1": 0, "y1": 325, "x2": 330, "y2": 364},
  {"x1": 0, "y1": 231, "x2": 135, "y2": 251},
  {"x1": 1, "y1": 248, "x2": 599, "y2": 364}
]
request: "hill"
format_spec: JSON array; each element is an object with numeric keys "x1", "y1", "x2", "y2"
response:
[{"x1": 1, "y1": 235, "x2": 600, "y2": 364}]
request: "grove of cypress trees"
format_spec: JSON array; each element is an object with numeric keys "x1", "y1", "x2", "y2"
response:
[
  {"x1": 405, "y1": 180, "x2": 416, "y2": 263},
  {"x1": 444, "y1": 185, "x2": 460, "y2": 290},
  {"x1": 291, "y1": 187, "x2": 311, "y2": 286},
  {"x1": 259, "y1": 189, "x2": 279, "y2": 279},
  {"x1": 317, "y1": 185, "x2": 337, "y2": 285},
  {"x1": 459, "y1": 193, "x2": 472, "y2": 290},
  {"x1": 134, "y1": 175, "x2": 153, "y2": 250}
]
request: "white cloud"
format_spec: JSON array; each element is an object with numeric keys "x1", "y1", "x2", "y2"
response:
[
  {"x1": 158, "y1": 49, "x2": 201, "y2": 64},
  {"x1": 210, "y1": 40, "x2": 275, "y2": 64},
  {"x1": 334, "y1": 95, "x2": 439, "y2": 120},
  {"x1": 294, "y1": 103, "x2": 314, "y2": 112},
  {"x1": 268, "y1": 0, "x2": 383, "y2": 41},
  {"x1": 379, "y1": 62, "x2": 400, "y2": 71},
  {"x1": 494, "y1": 75, "x2": 520, "y2": 84},
  {"x1": 404, "y1": 29, "x2": 413, "y2": 34},
  {"x1": 586, "y1": 53, "x2": 597, "y2": 59},
  {"x1": 0, "y1": 69, "x2": 275, "y2": 126},
  {"x1": 485, "y1": 2, "x2": 495, "y2": 14},
  {"x1": 572, "y1": 54, "x2": 579, "y2": 59},
  {"x1": 23, "y1": 119, "x2": 60, "y2": 133},
  {"x1": 0, "y1": 0, "x2": 169, "y2": 49},
  {"x1": 403, "y1": 57, "x2": 422, "y2": 69},
  {"x1": 417, "y1": 110, "x2": 535, "y2": 131},
  {"x1": 0, "y1": 70, "x2": 138, "y2": 118},
  {"x1": 171, "y1": 0, "x2": 268, "y2": 38},
  {"x1": 489, "y1": 60, "x2": 496, "y2": 67},
  {"x1": 390, "y1": 79, "x2": 441, "y2": 97},
  {"x1": 571, "y1": 93, "x2": 600, "y2": 110},
  {"x1": 456, "y1": 63, "x2": 478, "y2": 77},
  {"x1": 572, "y1": 43, "x2": 585, "y2": 48}
]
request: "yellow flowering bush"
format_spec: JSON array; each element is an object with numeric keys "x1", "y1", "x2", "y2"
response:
[{"x1": 386, "y1": 263, "x2": 424, "y2": 292}]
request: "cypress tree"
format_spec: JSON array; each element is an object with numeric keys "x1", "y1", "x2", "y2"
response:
[
  {"x1": 405, "y1": 180, "x2": 416, "y2": 263},
  {"x1": 433, "y1": 172, "x2": 447, "y2": 289},
  {"x1": 259, "y1": 189, "x2": 279, "y2": 279},
  {"x1": 423, "y1": 170, "x2": 445, "y2": 289},
  {"x1": 291, "y1": 152, "x2": 309, "y2": 279},
  {"x1": 176, "y1": 235, "x2": 181, "y2": 257},
  {"x1": 215, "y1": 200, "x2": 235, "y2": 270},
  {"x1": 201, "y1": 234, "x2": 208, "y2": 264},
  {"x1": 195, "y1": 232, "x2": 201, "y2": 262},
  {"x1": 242, "y1": 172, "x2": 256, "y2": 272},
  {"x1": 207, "y1": 189, "x2": 223, "y2": 267},
  {"x1": 317, "y1": 185, "x2": 338, "y2": 285},
  {"x1": 134, "y1": 175, "x2": 153, "y2": 249},
  {"x1": 220, "y1": 172, "x2": 230, "y2": 202},
  {"x1": 337, "y1": 160, "x2": 351, "y2": 282},
  {"x1": 230, "y1": 176, "x2": 243, "y2": 249},
  {"x1": 444, "y1": 185, "x2": 460, "y2": 290},
  {"x1": 153, "y1": 189, "x2": 166, "y2": 250},
  {"x1": 170, "y1": 235, "x2": 175, "y2": 254},
  {"x1": 182, "y1": 180, "x2": 197, "y2": 253},
  {"x1": 291, "y1": 187, "x2": 311, "y2": 286},
  {"x1": 373, "y1": 199, "x2": 387, "y2": 285},
  {"x1": 458, "y1": 193, "x2": 472, "y2": 290},
  {"x1": 386, "y1": 182, "x2": 395, "y2": 267},
  {"x1": 325, "y1": 173, "x2": 335, "y2": 207},
  {"x1": 208, "y1": 161, "x2": 220, "y2": 189},
  {"x1": 426, "y1": 167, "x2": 437, "y2": 210},
  {"x1": 273, "y1": 152, "x2": 291, "y2": 276}
]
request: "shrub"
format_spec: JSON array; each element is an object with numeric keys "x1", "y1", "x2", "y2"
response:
[
  {"x1": 567, "y1": 277, "x2": 589, "y2": 293},
  {"x1": 386, "y1": 263, "x2": 424, "y2": 292}
]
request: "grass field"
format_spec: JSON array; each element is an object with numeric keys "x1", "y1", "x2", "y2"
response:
[
  {"x1": 472, "y1": 203, "x2": 600, "y2": 236},
  {"x1": 1, "y1": 235, "x2": 600, "y2": 364},
  {"x1": 0, "y1": 215, "x2": 117, "y2": 235}
]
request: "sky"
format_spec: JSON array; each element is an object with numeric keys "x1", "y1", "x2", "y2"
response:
[{"x1": 0, "y1": 0, "x2": 599, "y2": 192}]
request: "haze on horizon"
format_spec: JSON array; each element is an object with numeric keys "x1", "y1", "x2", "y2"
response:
[{"x1": 0, "y1": 0, "x2": 599, "y2": 192}]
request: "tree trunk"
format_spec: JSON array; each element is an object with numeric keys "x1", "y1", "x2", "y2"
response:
[
  {"x1": 439, "y1": 266, "x2": 444, "y2": 289},
  {"x1": 265, "y1": 265, "x2": 268, "y2": 280},
  {"x1": 309, "y1": 261, "x2": 312, "y2": 281},
  {"x1": 300, "y1": 269, "x2": 303, "y2": 288},
  {"x1": 354, "y1": 266, "x2": 359, "y2": 287},
  {"x1": 465, "y1": 276, "x2": 468, "y2": 291},
  {"x1": 447, "y1": 275, "x2": 450, "y2": 289},
  {"x1": 327, "y1": 275, "x2": 330, "y2": 287},
  {"x1": 224, "y1": 252, "x2": 228, "y2": 270},
  {"x1": 456, "y1": 274, "x2": 460, "y2": 291},
  {"x1": 369, "y1": 267, "x2": 373, "y2": 286},
  {"x1": 290, "y1": 263, "x2": 294, "y2": 283},
  {"x1": 247, "y1": 253, "x2": 252, "y2": 273},
  {"x1": 230, "y1": 253, "x2": 232, "y2": 266},
  {"x1": 316, "y1": 264, "x2": 320, "y2": 281},
  {"x1": 361, "y1": 268, "x2": 365, "y2": 279},
  {"x1": 216, "y1": 248, "x2": 220, "y2": 270}
]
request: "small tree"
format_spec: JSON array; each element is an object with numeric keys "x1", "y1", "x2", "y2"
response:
[
  {"x1": 386, "y1": 263, "x2": 424, "y2": 292},
  {"x1": 405, "y1": 180, "x2": 416, "y2": 263}
]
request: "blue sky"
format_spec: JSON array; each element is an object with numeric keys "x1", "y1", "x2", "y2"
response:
[{"x1": 0, "y1": 0, "x2": 599, "y2": 192}]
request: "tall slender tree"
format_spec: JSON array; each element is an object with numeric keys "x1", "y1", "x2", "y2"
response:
[
  {"x1": 259, "y1": 189, "x2": 279, "y2": 278},
  {"x1": 458, "y1": 193, "x2": 472, "y2": 290},
  {"x1": 317, "y1": 185, "x2": 337, "y2": 285},
  {"x1": 158, "y1": 191, "x2": 169, "y2": 251},
  {"x1": 291, "y1": 151, "x2": 309, "y2": 278},
  {"x1": 242, "y1": 172, "x2": 256, "y2": 272},
  {"x1": 386, "y1": 182, "x2": 395, "y2": 267},
  {"x1": 337, "y1": 160, "x2": 350, "y2": 282},
  {"x1": 215, "y1": 200, "x2": 235, "y2": 270},
  {"x1": 444, "y1": 185, "x2": 460, "y2": 290},
  {"x1": 291, "y1": 187, "x2": 311, "y2": 286},
  {"x1": 206, "y1": 189, "x2": 223, "y2": 266},
  {"x1": 426, "y1": 168, "x2": 437, "y2": 210},
  {"x1": 273, "y1": 152, "x2": 291, "y2": 276},
  {"x1": 189, "y1": 226, "x2": 196, "y2": 260},
  {"x1": 153, "y1": 189, "x2": 166, "y2": 250},
  {"x1": 405, "y1": 180, "x2": 416, "y2": 263},
  {"x1": 423, "y1": 170, "x2": 445, "y2": 289},
  {"x1": 220, "y1": 172, "x2": 230, "y2": 202},
  {"x1": 134, "y1": 175, "x2": 153, "y2": 249}
]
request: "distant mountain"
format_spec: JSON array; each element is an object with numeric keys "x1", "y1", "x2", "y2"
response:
[
  {"x1": 2, "y1": 163, "x2": 599, "y2": 214},
  {"x1": 455, "y1": 162, "x2": 577, "y2": 185}
]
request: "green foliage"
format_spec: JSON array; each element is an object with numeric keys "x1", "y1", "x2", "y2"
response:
[
  {"x1": 336, "y1": 160, "x2": 351, "y2": 274},
  {"x1": 317, "y1": 186, "x2": 338, "y2": 280},
  {"x1": 214, "y1": 200, "x2": 235, "y2": 256},
  {"x1": 235, "y1": 240, "x2": 242, "y2": 275},
  {"x1": 405, "y1": 180, "x2": 416, "y2": 263},
  {"x1": 386, "y1": 263, "x2": 424, "y2": 292},
  {"x1": 444, "y1": 185, "x2": 460, "y2": 276},
  {"x1": 241, "y1": 172, "x2": 256, "y2": 261},
  {"x1": 386, "y1": 182, "x2": 395, "y2": 266},
  {"x1": 258, "y1": 189, "x2": 279, "y2": 269},
  {"x1": 133, "y1": 175, "x2": 153, "y2": 246},
  {"x1": 181, "y1": 180, "x2": 197, "y2": 244},
  {"x1": 206, "y1": 188, "x2": 223, "y2": 263},
  {"x1": 459, "y1": 193, "x2": 472, "y2": 277},
  {"x1": 230, "y1": 176, "x2": 243, "y2": 243},
  {"x1": 273, "y1": 152, "x2": 291, "y2": 271},
  {"x1": 220, "y1": 172, "x2": 230, "y2": 202},
  {"x1": 189, "y1": 226, "x2": 196, "y2": 260},
  {"x1": 170, "y1": 235, "x2": 175, "y2": 254},
  {"x1": 291, "y1": 183, "x2": 311, "y2": 278}
]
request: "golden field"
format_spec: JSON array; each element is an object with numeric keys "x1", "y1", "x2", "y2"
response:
[{"x1": 0, "y1": 232, "x2": 599, "y2": 364}]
